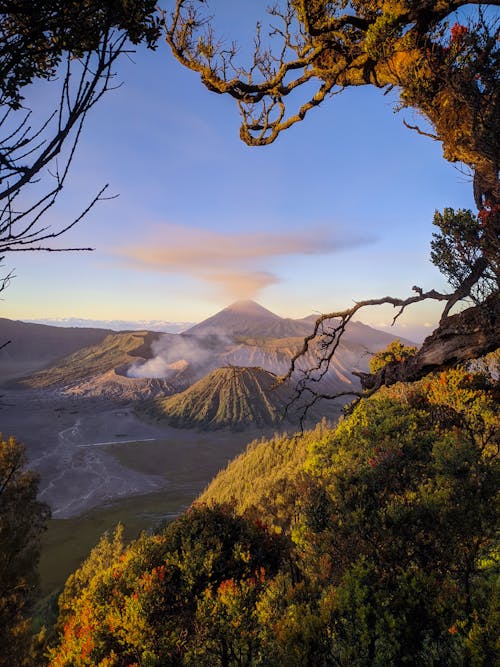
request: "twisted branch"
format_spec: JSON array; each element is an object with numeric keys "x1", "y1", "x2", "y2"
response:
[{"x1": 280, "y1": 270, "x2": 497, "y2": 425}]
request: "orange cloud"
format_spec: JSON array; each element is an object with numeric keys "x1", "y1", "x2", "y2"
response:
[
  {"x1": 208, "y1": 271, "x2": 280, "y2": 299},
  {"x1": 116, "y1": 223, "x2": 370, "y2": 299}
]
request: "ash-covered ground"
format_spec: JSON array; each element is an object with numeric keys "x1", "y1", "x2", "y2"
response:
[{"x1": 0, "y1": 390, "x2": 256, "y2": 518}]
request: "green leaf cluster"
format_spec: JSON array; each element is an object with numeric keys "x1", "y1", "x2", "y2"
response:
[
  {"x1": 431, "y1": 207, "x2": 496, "y2": 301},
  {"x1": 368, "y1": 339, "x2": 417, "y2": 374}
]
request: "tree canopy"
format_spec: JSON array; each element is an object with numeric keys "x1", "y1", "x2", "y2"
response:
[
  {"x1": 49, "y1": 504, "x2": 287, "y2": 666},
  {"x1": 0, "y1": 435, "x2": 50, "y2": 667},
  {"x1": 48, "y1": 365, "x2": 500, "y2": 665},
  {"x1": 0, "y1": 0, "x2": 159, "y2": 111},
  {"x1": 165, "y1": 1, "x2": 499, "y2": 205}
]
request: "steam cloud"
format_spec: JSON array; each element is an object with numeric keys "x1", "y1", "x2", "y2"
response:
[{"x1": 127, "y1": 332, "x2": 230, "y2": 379}]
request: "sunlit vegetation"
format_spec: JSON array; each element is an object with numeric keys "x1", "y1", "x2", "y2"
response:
[
  {"x1": 43, "y1": 364, "x2": 499, "y2": 666},
  {"x1": 48, "y1": 506, "x2": 287, "y2": 666},
  {"x1": 199, "y1": 421, "x2": 331, "y2": 527},
  {"x1": 1, "y1": 1, "x2": 498, "y2": 664},
  {"x1": 368, "y1": 339, "x2": 418, "y2": 373}
]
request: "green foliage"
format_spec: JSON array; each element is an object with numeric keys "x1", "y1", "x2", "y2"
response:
[
  {"x1": 56, "y1": 525, "x2": 125, "y2": 629},
  {"x1": 49, "y1": 367, "x2": 499, "y2": 665},
  {"x1": 199, "y1": 423, "x2": 327, "y2": 517},
  {"x1": 368, "y1": 339, "x2": 418, "y2": 374},
  {"x1": 49, "y1": 504, "x2": 286, "y2": 666},
  {"x1": 364, "y1": 12, "x2": 402, "y2": 60},
  {"x1": 0, "y1": 435, "x2": 50, "y2": 667},
  {"x1": 187, "y1": 572, "x2": 265, "y2": 666},
  {"x1": 430, "y1": 208, "x2": 497, "y2": 301},
  {"x1": 301, "y1": 369, "x2": 499, "y2": 664},
  {"x1": 0, "y1": 0, "x2": 159, "y2": 109}
]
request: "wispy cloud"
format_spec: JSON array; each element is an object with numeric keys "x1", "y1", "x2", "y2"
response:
[{"x1": 116, "y1": 223, "x2": 373, "y2": 299}]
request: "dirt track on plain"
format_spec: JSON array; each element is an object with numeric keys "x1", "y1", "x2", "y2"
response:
[
  {"x1": 1, "y1": 390, "x2": 171, "y2": 517},
  {"x1": 1, "y1": 389, "x2": 271, "y2": 519}
]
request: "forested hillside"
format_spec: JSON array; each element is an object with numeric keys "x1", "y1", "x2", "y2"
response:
[
  {"x1": 198, "y1": 422, "x2": 326, "y2": 517},
  {"x1": 45, "y1": 363, "x2": 499, "y2": 665}
]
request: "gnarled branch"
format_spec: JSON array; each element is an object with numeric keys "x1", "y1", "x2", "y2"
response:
[
  {"x1": 280, "y1": 272, "x2": 497, "y2": 423},
  {"x1": 355, "y1": 291, "x2": 499, "y2": 390},
  {"x1": 280, "y1": 287, "x2": 450, "y2": 387}
]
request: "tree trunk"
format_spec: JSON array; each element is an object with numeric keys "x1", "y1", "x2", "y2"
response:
[{"x1": 355, "y1": 293, "x2": 499, "y2": 391}]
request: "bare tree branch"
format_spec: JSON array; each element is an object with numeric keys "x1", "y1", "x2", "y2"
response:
[
  {"x1": 355, "y1": 291, "x2": 499, "y2": 390},
  {"x1": 280, "y1": 287, "x2": 451, "y2": 387},
  {"x1": 402, "y1": 119, "x2": 439, "y2": 141},
  {"x1": 280, "y1": 272, "x2": 497, "y2": 422},
  {"x1": 0, "y1": 32, "x2": 128, "y2": 261}
]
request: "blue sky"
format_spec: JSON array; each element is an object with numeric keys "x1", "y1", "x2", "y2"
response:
[{"x1": 2, "y1": 9, "x2": 476, "y2": 341}]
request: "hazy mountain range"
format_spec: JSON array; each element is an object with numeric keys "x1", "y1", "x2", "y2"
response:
[
  {"x1": 27, "y1": 318, "x2": 195, "y2": 333},
  {"x1": 1, "y1": 300, "x2": 413, "y2": 428}
]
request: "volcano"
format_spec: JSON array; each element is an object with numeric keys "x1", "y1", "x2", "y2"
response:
[
  {"x1": 11, "y1": 300, "x2": 414, "y2": 408},
  {"x1": 143, "y1": 365, "x2": 292, "y2": 430},
  {"x1": 185, "y1": 300, "x2": 314, "y2": 339}
]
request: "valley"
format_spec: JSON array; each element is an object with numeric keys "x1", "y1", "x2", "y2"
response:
[
  {"x1": 1, "y1": 389, "x2": 168, "y2": 518},
  {"x1": 0, "y1": 300, "x2": 411, "y2": 593},
  {"x1": 1, "y1": 388, "x2": 267, "y2": 593}
]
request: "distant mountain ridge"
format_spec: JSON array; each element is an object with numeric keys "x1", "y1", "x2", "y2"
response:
[
  {"x1": 0, "y1": 318, "x2": 113, "y2": 382},
  {"x1": 27, "y1": 318, "x2": 195, "y2": 333},
  {"x1": 0, "y1": 318, "x2": 111, "y2": 363},
  {"x1": 4, "y1": 302, "x2": 415, "y2": 421},
  {"x1": 186, "y1": 300, "x2": 415, "y2": 347}
]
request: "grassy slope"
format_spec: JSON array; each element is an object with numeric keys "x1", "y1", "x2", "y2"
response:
[{"x1": 198, "y1": 420, "x2": 333, "y2": 514}]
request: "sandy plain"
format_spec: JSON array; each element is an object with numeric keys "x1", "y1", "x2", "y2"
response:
[{"x1": 0, "y1": 388, "x2": 275, "y2": 592}]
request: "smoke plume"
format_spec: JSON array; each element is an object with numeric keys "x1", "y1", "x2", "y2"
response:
[{"x1": 127, "y1": 332, "x2": 230, "y2": 379}]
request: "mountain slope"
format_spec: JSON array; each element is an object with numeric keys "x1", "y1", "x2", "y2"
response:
[
  {"x1": 185, "y1": 300, "x2": 415, "y2": 346},
  {"x1": 13, "y1": 301, "x2": 416, "y2": 406},
  {"x1": 60, "y1": 369, "x2": 177, "y2": 400},
  {"x1": 144, "y1": 366, "x2": 292, "y2": 430},
  {"x1": 20, "y1": 331, "x2": 166, "y2": 390},
  {"x1": 0, "y1": 318, "x2": 111, "y2": 381},
  {"x1": 186, "y1": 300, "x2": 313, "y2": 339},
  {"x1": 198, "y1": 423, "x2": 327, "y2": 513}
]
